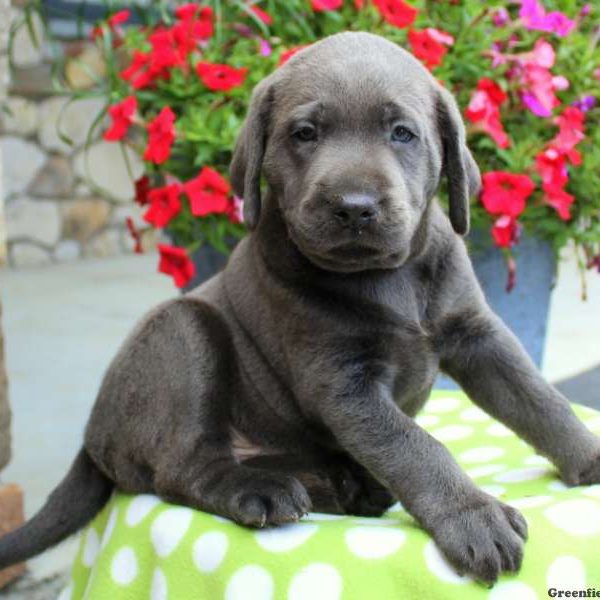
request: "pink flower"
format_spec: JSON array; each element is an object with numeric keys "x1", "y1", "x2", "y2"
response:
[
  {"x1": 535, "y1": 148, "x2": 568, "y2": 188},
  {"x1": 311, "y1": 0, "x2": 343, "y2": 11},
  {"x1": 492, "y1": 7, "x2": 510, "y2": 27},
  {"x1": 542, "y1": 183, "x2": 575, "y2": 220},
  {"x1": 519, "y1": 0, "x2": 576, "y2": 37},
  {"x1": 465, "y1": 79, "x2": 510, "y2": 148},
  {"x1": 550, "y1": 106, "x2": 585, "y2": 164}
]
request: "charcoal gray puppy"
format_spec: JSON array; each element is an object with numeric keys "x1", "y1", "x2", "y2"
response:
[{"x1": 1, "y1": 32, "x2": 599, "y2": 584}]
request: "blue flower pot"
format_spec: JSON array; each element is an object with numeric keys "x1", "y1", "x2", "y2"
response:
[{"x1": 436, "y1": 233, "x2": 556, "y2": 388}]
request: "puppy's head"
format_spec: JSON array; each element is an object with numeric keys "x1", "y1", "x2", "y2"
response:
[{"x1": 231, "y1": 32, "x2": 480, "y2": 273}]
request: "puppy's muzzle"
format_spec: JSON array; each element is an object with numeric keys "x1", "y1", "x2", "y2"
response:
[{"x1": 331, "y1": 193, "x2": 382, "y2": 231}]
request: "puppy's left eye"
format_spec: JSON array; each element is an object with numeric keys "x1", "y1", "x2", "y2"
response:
[{"x1": 391, "y1": 125, "x2": 415, "y2": 144}]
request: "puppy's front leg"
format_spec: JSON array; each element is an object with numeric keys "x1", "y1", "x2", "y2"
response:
[
  {"x1": 316, "y1": 388, "x2": 527, "y2": 583},
  {"x1": 440, "y1": 311, "x2": 600, "y2": 485}
]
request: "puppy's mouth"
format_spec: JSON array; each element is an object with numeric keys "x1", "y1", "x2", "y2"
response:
[
  {"x1": 327, "y1": 243, "x2": 381, "y2": 260},
  {"x1": 302, "y1": 242, "x2": 406, "y2": 273}
]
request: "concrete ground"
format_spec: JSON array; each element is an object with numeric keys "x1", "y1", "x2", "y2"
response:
[{"x1": 0, "y1": 249, "x2": 599, "y2": 597}]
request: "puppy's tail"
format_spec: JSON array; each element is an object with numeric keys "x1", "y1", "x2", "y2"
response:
[{"x1": 0, "y1": 448, "x2": 113, "y2": 569}]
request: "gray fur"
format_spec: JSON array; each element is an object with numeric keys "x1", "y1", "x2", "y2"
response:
[{"x1": 2, "y1": 32, "x2": 599, "y2": 584}]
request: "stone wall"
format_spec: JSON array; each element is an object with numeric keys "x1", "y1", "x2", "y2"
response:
[{"x1": 1, "y1": 3, "x2": 157, "y2": 268}]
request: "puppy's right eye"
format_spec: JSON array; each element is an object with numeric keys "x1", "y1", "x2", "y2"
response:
[{"x1": 292, "y1": 124, "x2": 317, "y2": 142}]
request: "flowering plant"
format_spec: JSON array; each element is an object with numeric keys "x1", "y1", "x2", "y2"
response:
[{"x1": 87, "y1": 0, "x2": 599, "y2": 289}]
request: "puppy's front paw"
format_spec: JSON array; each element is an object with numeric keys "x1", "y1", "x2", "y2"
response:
[
  {"x1": 430, "y1": 496, "x2": 528, "y2": 585},
  {"x1": 229, "y1": 473, "x2": 312, "y2": 528},
  {"x1": 575, "y1": 452, "x2": 600, "y2": 486}
]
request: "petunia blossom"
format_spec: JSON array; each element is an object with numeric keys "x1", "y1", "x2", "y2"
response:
[
  {"x1": 250, "y1": 5, "x2": 274, "y2": 25},
  {"x1": 535, "y1": 148, "x2": 568, "y2": 188},
  {"x1": 550, "y1": 106, "x2": 585, "y2": 164},
  {"x1": 311, "y1": 0, "x2": 343, "y2": 11},
  {"x1": 143, "y1": 107, "x2": 176, "y2": 164},
  {"x1": 196, "y1": 62, "x2": 248, "y2": 92},
  {"x1": 373, "y1": 0, "x2": 418, "y2": 29},
  {"x1": 465, "y1": 79, "x2": 510, "y2": 148},
  {"x1": 408, "y1": 28, "x2": 454, "y2": 70},
  {"x1": 519, "y1": 0, "x2": 576, "y2": 37},
  {"x1": 491, "y1": 215, "x2": 521, "y2": 248},
  {"x1": 143, "y1": 183, "x2": 182, "y2": 227},
  {"x1": 158, "y1": 244, "x2": 196, "y2": 288},
  {"x1": 542, "y1": 183, "x2": 575, "y2": 220},
  {"x1": 184, "y1": 167, "x2": 231, "y2": 217},
  {"x1": 103, "y1": 96, "x2": 137, "y2": 141},
  {"x1": 481, "y1": 172, "x2": 535, "y2": 217}
]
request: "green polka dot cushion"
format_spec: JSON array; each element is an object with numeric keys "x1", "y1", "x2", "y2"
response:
[{"x1": 60, "y1": 392, "x2": 600, "y2": 600}]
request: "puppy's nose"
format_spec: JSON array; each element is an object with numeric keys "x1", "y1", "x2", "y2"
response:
[{"x1": 332, "y1": 194, "x2": 379, "y2": 229}]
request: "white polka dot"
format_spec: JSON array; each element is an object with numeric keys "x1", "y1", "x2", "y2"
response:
[
  {"x1": 459, "y1": 447, "x2": 505, "y2": 464},
  {"x1": 466, "y1": 464, "x2": 507, "y2": 479},
  {"x1": 225, "y1": 565, "x2": 274, "y2": 600},
  {"x1": 345, "y1": 526, "x2": 406, "y2": 559},
  {"x1": 82, "y1": 528, "x2": 100, "y2": 567},
  {"x1": 488, "y1": 581, "x2": 537, "y2": 600},
  {"x1": 192, "y1": 531, "x2": 229, "y2": 572},
  {"x1": 151, "y1": 507, "x2": 193, "y2": 557},
  {"x1": 582, "y1": 485, "x2": 600, "y2": 499},
  {"x1": 255, "y1": 522, "x2": 318, "y2": 552},
  {"x1": 544, "y1": 499, "x2": 600, "y2": 536},
  {"x1": 584, "y1": 416, "x2": 600, "y2": 431},
  {"x1": 57, "y1": 582, "x2": 73, "y2": 600},
  {"x1": 430, "y1": 425, "x2": 474, "y2": 442},
  {"x1": 426, "y1": 396, "x2": 461, "y2": 413},
  {"x1": 508, "y1": 495, "x2": 553, "y2": 509},
  {"x1": 151, "y1": 567, "x2": 168, "y2": 600},
  {"x1": 288, "y1": 563, "x2": 343, "y2": 600},
  {"x1": 547, "y1": 556, "x2": 586, "y2": 589},
  {"x1": 486, "y1": 423, "x2": 514, "y2": 437},
  {"x1": 213, "y1": 515, "x2": 233, "y2": 524},
  {"x1": 480, "y1": 485, "x2": 506, "y2": 498},
  {"x1": 415, "y1": 414, "x2": 440, "y2": 428},
  {"x1": 548, "y1": 480, "x2": 569, "y2": 492},
  {"x1": 126, "y1": 494, "x2": 161, "y2": 527},
  {"x1": 101, "y1": 507, "x2": 118, "y2": 549},
  {"x1": 460, "y1": 407, "x2": 490, "y2": 422},
  {"x1": 387, "y1": 501, "x2": 405, "y2": 512},
  {"x1": 494, "y1": 467, "x2": 550, "y2": 483},
  {"x1": 524, "y1": 455, "x2": 551, "y2": 467},
  {"x1": 423, "y1": 540, "x2": 471, "y2": 584},
  {"x1": 351, "y1": 517, "x2": 401, "y2": 526},
  {"x1": 111, "y1": 546, "x2": 138, "y2": 585},
  {"x1": 306, "y1": 512, "x2": 345, "y2": 521}
]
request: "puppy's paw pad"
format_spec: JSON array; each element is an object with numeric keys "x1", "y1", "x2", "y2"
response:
[
  {"x1": 231, "y1": 474, "x2": 311, "y2": 527},
  {"x1": 431, "y1": 498, "x2": 526, "y2": 584}
]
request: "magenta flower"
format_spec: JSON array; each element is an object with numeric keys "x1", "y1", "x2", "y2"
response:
[
  {"x1": 572, "y1": 96, "x2": 596, "y2": 112},
  {"x1": 519, "y1": 0, "x2": 576, "y2": 37},
  {"x1": 492, "y1": 7, "x2": 510, "y2": 27}
]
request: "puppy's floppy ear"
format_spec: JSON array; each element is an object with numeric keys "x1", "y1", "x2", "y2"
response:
[
  {"x1": 436, "y1": 87, "x2": 481, "y2": 236},
  {"x1": 230, "y1": 76, "x2": 275, "y2": 229}
]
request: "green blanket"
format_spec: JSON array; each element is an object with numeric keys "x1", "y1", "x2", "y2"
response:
[{"x1": 61, "y1": 392, "x2": 600, "y2": 599}]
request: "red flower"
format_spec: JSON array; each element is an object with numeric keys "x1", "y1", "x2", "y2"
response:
[
  {"x1": 125, "y1": 217, "x2": 143, "y2": 254},
  {"x1": 354, "y1": 0, "x2": 365, "y2": 7},
  {"x1": 542, "y1": 183, "x2": 574, "y2": 221},
  {"x1": 535, "y1": 147, "x2": 568, "y2": 188},
  {"x1": 491, "y1": 215, "x2": 520, "y2": 248},
  {"x1": 91, "y1": 9, "x2": 130, "y2": 40},
  {"x1": 134, "y1": 175, "x2": 151, "y2": 206},
  {"x1": 408, "y1": 28, "x2": 454, "y2": 70},
  {"x1": 143, "y1": 183, "x2": 182, "y2": 227},
  {"x1": 103, "y1": 96, "x2": 137, "y2": 141},
  {"x1": 279, "y1": 45, "x2": 309, "y2": 66},
  {"x1": 373, "y1": 0, "x2": 418, "y2": 29},
  {"x1": 465, "y1": 78, "x2": 510, "y2": 149},
  {"x1": 311, "y1": 0, "x2": 343, "y2": 11},
  {"x1": 481, "y1": 172, "x2": 535, "y2": 217},
  {"x1": 143, "y1": 107, "x2": 176, "y2": 164},
  {"x1": 227, "y1": 196, "x2": 244, "y2": 224},
  {"x1": 184, "y1": 167, "x2": 231, "y2": 216},
  {"x1": 250, "y1": 5, "x2": 273, "y2": 25},
  {"x1": 550, "y1": 107, "x2": 585, "y2": 165},
  {"x1": 158, "y1": 244, "x2": 196, "y2": 288},
  {"x1": 173, "y1": 5, "x2": 214, "y2": 46},
  {"x1": 196, "y1": 62, "x2": 248, "y2": 92},
  {"x1": 120, "y1": 51, "x2": 154, "y2": 89}
]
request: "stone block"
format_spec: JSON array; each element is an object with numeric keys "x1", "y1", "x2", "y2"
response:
[
  {"x1": 53, "y1": 239, "x2": 81, "y2": 262},
  {"x1": 9, "y1": 9, "x2": 45, "y2": 69},
  {"x1": 65, "y1": 45, "x2": 106, "y2": 90},
  {"x1": 74, "y1": 141, "x2": 143, "y2": 203},
  {"x1": 0, "y1": 137, "x2": 46, "y2": 198},
  {"x1": 85, "y1": 228, "x2": 121, "y2": 258},
  {"x1": 1, "y1": 96, "x2": 39, "y2": 136},
  {"x1": 27, "y1": 155, "x2": 74, "y2": 198},
  {"x1": 61, "y1": 198, "x2": 110, "y2": 243},
  {"x1": 8, "y1": 241, "x2": 52, "y2": 267},
  {"x1": 38, "y1": 96, "x2": 105, "y2": 154},
  {"x1": 0, "y1": 302, "x2": 10, "y2": 471},
  {"x1": 0, "y1": 484, "x2": 26, "y2": 590},
  {"x1": 5, "y1": 197, "x2": 60, "y2": 246}
]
